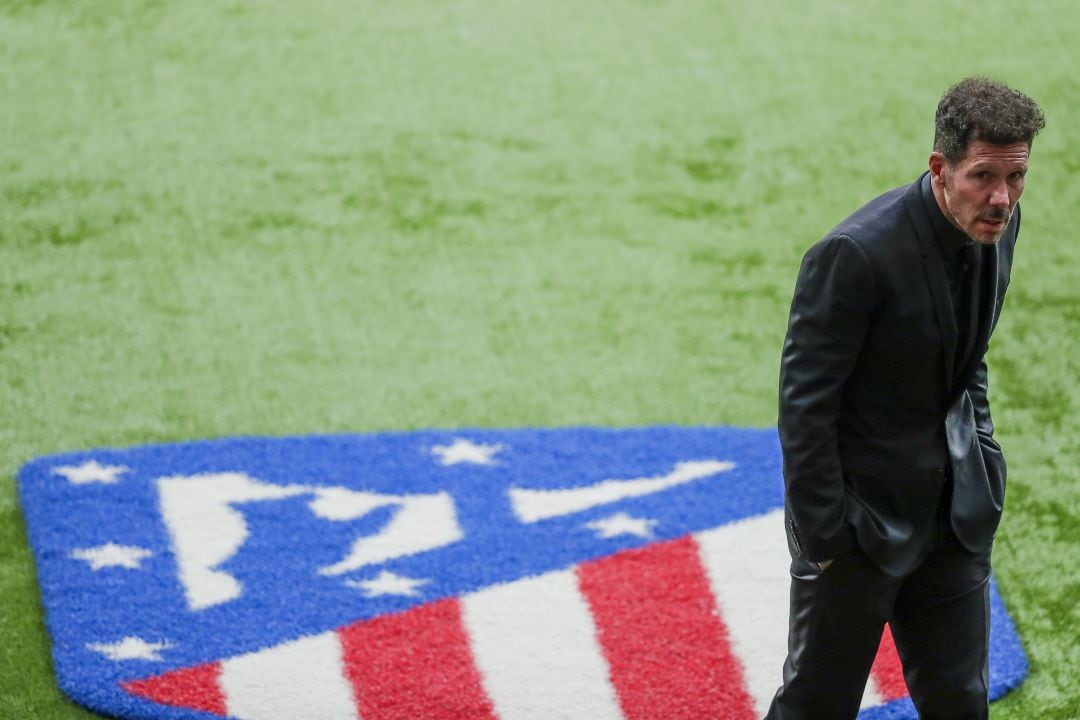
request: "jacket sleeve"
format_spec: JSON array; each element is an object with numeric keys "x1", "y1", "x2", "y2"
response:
[
  {"x1": 778, "y1": 234, "x2": 878, "y2": 561},
  {"x1": 968, "y1": 359, "x2": 997, "y2": 440}
]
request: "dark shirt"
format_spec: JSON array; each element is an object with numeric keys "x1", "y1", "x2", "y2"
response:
[{"x1": 920, "y1": 173, "x2": 981, "y2": 383}]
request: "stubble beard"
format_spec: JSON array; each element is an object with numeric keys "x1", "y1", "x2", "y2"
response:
[
  {"x1": 972, "y1": 209, "x2": 1011, "y2": 245},
  {"x1": 942, "y1": 182, "x2": 1011, "y2": 245}
]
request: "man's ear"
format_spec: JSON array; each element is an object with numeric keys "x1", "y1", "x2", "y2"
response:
[{"x1": 928, "y1": 151, "x2": 947, "y2": 187}]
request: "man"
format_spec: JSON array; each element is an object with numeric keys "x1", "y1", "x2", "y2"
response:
[{"x1": 767, "y1": 77, "x2": 1045, "y2": 719}]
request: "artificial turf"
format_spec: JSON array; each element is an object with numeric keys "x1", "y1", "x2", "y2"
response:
[{"x1": 2, "y1": 0, "x2": 1077, "y2": 717}]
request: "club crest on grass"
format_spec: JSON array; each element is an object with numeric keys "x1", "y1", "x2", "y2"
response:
[{"x1": 18, "y1": 427, "x2": 1027, "y2": 720}]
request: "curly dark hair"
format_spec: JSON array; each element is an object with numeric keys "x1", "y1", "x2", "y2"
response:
[{"x1": 934, "y1": 77, "x2": 1045, "y2": 163}]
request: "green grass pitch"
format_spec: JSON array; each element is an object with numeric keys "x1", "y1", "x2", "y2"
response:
[{"x1": 2, "y1": 1, "x2": 1077, "y2": 717}]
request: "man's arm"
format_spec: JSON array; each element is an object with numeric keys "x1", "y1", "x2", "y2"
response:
[
  {"x1": 968, "y1": 359, "x2": 997, "y2": 440},
  {"x1": 968, "y1": 351, "x2": 1009, "y2": 514},
  {"x1": 779, "y1": 234, "x2": 878, "y2": 562}
]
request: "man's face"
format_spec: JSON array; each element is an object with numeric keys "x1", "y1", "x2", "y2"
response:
[{"x1": 929, "y1": 140, "x2": 1030, "y2": 245}]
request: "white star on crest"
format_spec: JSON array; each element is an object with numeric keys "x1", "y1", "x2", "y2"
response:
[
  {"x1": 345, "y1": 570, "x2": 431, "y2": 598},
  {"x1": 70, "y1": 543, "x2": 153, "y2": 571},
  {"x1": 431, "y1": 438, "x2": 505, "y2": 466},
  {"x1": 52, "y1": 460, "x2": 129, "y2": 485},
  {"x1": 586, "y1": 512, "x2": 658, "y2": 539},
  {"x1": 86, "y1": 637, "x2": 170, "y2": 661}
]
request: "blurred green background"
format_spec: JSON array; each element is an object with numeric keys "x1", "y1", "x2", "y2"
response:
[{"x1": 2, "y1": 1, "x2": 1077, "y2": 717}]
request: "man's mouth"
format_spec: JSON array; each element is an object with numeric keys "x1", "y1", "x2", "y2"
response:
[{"x1": 978, "y1": 211, "x2": 1009, "y2": 229}]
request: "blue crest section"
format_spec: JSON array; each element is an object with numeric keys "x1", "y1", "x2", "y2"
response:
[{"x1": 16, "y1": 426, "x2": 1027, "y2": 720}]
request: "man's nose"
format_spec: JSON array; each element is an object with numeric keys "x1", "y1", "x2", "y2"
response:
[{"x1": 989, "y1": 183, "x2": 1011, "y2": 207}]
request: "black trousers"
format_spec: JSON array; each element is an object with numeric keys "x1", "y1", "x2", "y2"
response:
[{"x1": 765, "y1": 493, "x2": 992, "y2": 720}]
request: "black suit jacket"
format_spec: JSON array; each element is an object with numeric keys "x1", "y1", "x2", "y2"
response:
[{"x1": 778, "y1": 172, "x2": 1015, "y2": 576}]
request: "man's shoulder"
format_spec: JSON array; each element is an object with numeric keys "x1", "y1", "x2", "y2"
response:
[
  {"x1": 825, "y1": 178, "x2": 919, "y2": 251},
  {"x1": 812, "y1": 175, "x2": 924, "y2": 263}
]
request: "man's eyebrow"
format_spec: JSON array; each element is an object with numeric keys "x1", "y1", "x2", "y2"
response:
[{"x1": 968, "y1": 159, "x2": 1028, "y2": 169}]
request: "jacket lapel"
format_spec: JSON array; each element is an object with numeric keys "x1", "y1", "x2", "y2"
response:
[
  {"x1": 903, "y1": 177, "x2": 957, "y2": 397},
  {"x1": 952, "y1": 232, "x2": 1001, "y2": 395}
]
